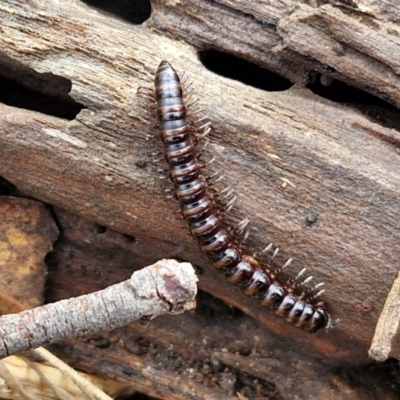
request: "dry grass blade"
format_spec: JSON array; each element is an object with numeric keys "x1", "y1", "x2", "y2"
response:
[
  {"x1": 0, "y1": 359, "x2": 35, "y2": 400},
  {"x1": 32, "y1": 348, "x2": 113, "y2": 400},
  {"x1": 21, "y1": 355, "x2": 78, "y2": 400}
]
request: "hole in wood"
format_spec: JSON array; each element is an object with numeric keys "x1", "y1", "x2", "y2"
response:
[
  {"x1": 95, "y1": 225, "x2": 107, "y2": 234},
  {"x1": 199, "y1": 50, "x2": 400, "y2": 131},
  {"x1": 0, "y1": 53, "x2": 84, "y2": 120},
  {"x1": 308, "y1": 74, "x2": 400, "y2": 130},
  {"x1": 308, "y1": 75, "x2": 398, "y2": 110},
  {"x1": 0, "y1": 176, "x2": 17, "y2": 196},
  {"x1": 81, "y1": 0, "x2": 151, "y2": 24},
  {"x1": 199, "y1": 50, "x2": 293, "y2": 92},
  {"x1": 123, "y1": 234, "x2": 136, "y2": 243}
]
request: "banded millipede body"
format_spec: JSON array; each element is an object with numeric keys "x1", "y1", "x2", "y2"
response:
[{"x1": 139, "y1": 60, "x2": 334, "y2": 333}]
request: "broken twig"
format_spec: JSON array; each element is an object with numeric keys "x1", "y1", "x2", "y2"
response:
[{"x1": 0, "y1": 259, "x2": 197, "y2": 358}]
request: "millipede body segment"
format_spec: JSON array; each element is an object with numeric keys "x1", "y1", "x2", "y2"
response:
[{"x1": 148, "y1": 60, "x2": 332, "y2": 333}]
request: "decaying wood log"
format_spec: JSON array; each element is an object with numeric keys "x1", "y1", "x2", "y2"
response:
[
  {"x1": 1, "y1": 0, "x2": 400, "y2": 398},
  {"x1": 148, "y1": 0, "x2": 400, "y2": 107}
]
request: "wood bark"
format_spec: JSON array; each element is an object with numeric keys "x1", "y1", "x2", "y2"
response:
[{"x1": 1, "y1": 0, "x2": 400, "y2": 398}]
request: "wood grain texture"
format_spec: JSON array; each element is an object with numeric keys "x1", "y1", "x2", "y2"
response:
[
  {"x1": 277, "y1": 4, "x2": 400, "y2": 107},
  {"x1": 1, "y1": 0, "x2": 400, "y2": 396},
  {"x1": 148, "y1": 0, "x2": 400, "y2": 107}
]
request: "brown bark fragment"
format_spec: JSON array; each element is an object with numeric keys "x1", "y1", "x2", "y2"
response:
[{"x1": 0, "y1": 197, "x2": 57, "y2": 313}]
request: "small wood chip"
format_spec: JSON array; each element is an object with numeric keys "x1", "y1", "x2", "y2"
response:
[{"x1": 369, "y1": 270, "x2": 400, "y2": 362}]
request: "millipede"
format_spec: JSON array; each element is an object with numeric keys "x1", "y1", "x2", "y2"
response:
[{"x1": 137, "y1": 60, "x2": 336, "y2": 333}]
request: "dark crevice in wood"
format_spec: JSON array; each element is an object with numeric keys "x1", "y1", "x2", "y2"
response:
[
  {"x1": 308, "y1": 74, "x2": 400, "y2": 131},
  {"x1": 123, "y1": 234, "x2": 136, "y2": 243},
  {"x1": 308, "y1": 74, "x2": 398, "y2": 110},
  {"x1": 199, "y1": 50, "x2": 293, "y2": 92},
  {"x1": 95, "y1": 225, "x2": 108, "y2": 234},
  {"x1": 127, "y1": 394, "x2": 159, "y2": 400},
  {"x1": 333, "y1": 358, "x2": 400, "y2": 398},
  {"x1": 0, "y1": 53, "x2": 84, "y2": 120},
  {"x1": 0, "y1": 176, "x2": 17, "y2": 196},
  {"x1": 200, "y1": 48, "x2": 400, "y2": 131},
  {"x1": 0, "y1": 177, "x2": 43, "y2": 201},
  {"x1": 195, "y1": 290, "x2": 245, "y2": 321},
  {"x1": 43, "y1": 207, "x2": 68, "y2": 305},
  {"x1": 199, "y1": 50, "x2": 400, "y2": 131},
  {"x1": 82, "y1": 0, "x2": 151, "y2": 24}
]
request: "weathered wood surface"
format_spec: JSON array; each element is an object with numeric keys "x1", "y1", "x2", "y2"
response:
[
  {"x1": 1, "y1": 0, "x2": 400, "y2": 398},
  {"x1": 149, "y1": 0, "x2": 400, "y2": 108}
]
